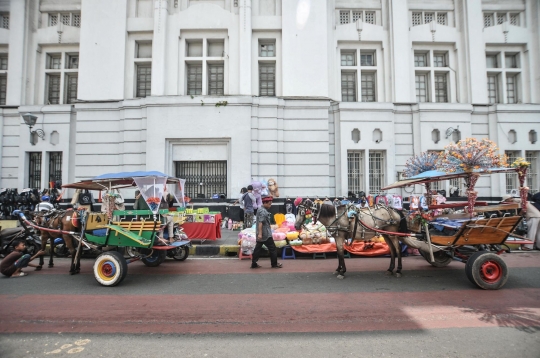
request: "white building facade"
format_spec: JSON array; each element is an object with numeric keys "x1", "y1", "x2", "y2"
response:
[{"x1": 0, "y1": 0, "x2": 539, "y2": 199}]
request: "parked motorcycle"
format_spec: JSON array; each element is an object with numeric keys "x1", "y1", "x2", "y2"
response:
[
  {"x1": 125, "y1": 221, "x2": 191, "y2": 261},
  {"x1": 0, "y1": 210, "x2": 42, "y2": 257}
]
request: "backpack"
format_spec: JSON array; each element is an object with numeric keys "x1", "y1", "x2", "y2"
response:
[{"x1": 79, "y1": 190, "x2": 92, "y2": 205}]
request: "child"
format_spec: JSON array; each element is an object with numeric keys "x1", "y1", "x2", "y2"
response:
[{"x1": 0, "y1": 241, "x2": 45, "y2": 278}]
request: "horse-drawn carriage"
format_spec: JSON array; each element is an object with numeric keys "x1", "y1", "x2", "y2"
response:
[
  {"x1": 382, "y1": 167, "x2": 527, "y2": 290},
  {"x1": 16, "y1": 171, "x2": 188, "y2": 287},
  {"x1": 294, "y1": 139, "x2": 530, "y2": 290}
]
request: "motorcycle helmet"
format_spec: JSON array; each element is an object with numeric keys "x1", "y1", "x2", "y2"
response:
[{"x1": 41, "y1": 195, "x2": 50, "y2": 201}]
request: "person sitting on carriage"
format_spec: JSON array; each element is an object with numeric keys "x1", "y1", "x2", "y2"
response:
[{"x1": 35, "y1": 194, "x2": 54, "y2": 213}]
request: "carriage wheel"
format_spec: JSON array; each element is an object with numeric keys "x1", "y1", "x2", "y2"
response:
[
  {"x1": 93, "y1": 251, "x2": 128, "y2": 287},
  {"x1": 465, "y1": 252, "x2": 508, "y2": 290},
  {"x1": 141, "y1": 250, "x2": 167, "y2": 267},
  {"x1": 419, "y1": 250, "x2": 452, "y2": 268}
]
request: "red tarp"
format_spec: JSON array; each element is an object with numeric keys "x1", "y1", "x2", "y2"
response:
[
  {"x1": 291, "y1": 241, "x2": 390, "y2": 257},
  {"x1": 181, "y1": 214, "x2": 222, "y2": 240}
]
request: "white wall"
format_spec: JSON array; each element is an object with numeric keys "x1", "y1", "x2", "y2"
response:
[{"x1": 78, "y1": 0, "x2": 128, "y2": 100}]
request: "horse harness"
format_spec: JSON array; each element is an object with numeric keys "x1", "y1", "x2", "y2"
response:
[{"x1": 299, "y1": 200, "x2": 398, "y2": 243}]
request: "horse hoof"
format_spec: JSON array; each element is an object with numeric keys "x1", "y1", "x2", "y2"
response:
[
  {"x1": 385, "y1": 270, "x2": 393, "y2": 276},
  {"x1": 48, "y1": 264, "x2": 54, "y2": 268},
  {"x1": 337, "y1": 275, "x2": 345, "y2": 280},
  {"x1": 333, "y1": 271, "x2": 339, "y2": 275},
  {"x1": 35, "y1": 266, "x2": 42, "y2": 271},
  {"x1": 395, "y1": 272, "x2": 402, "y2": 278}
]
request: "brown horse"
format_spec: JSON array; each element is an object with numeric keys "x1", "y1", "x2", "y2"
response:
[
  {"x1": 294, "y1": 199, "x2": 409, "y2": 279},
  {"x1": 33, "y1": 209, "x2": 80, "y2": 273}
]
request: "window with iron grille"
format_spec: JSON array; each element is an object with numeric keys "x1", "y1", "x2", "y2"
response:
[
  {"x1": 136, "y1": 65, "x2": 151, "y2": 98},
  {"x1": 341, "y1": 71, "x2": 356, "y2": 102},
  {"x1": 424, "y1": 13, "x2": 434, "y2": 24},
  {"x1": 497, "y1": 13, "x2": 506, "y2": 25},
  {"x1": 526, "y1": 151, "x2": 538, "y2": 194},
  {"x1": 47, "y1": 74, "x2": 60, "y2": 104},
  {"x1": 48, "y1": 152, "x2": 62, "y2": 183},
  {"x1": 65, "y1": 75, "x2": 78, "y2": 104},
  {"x1": 414, "y1": 52, "x2": 427, "y2": 67},
  {"x1": 415, "y1": 74, "x2": 428, "y2": 102},
  {"x1": 341, "y1": 51, "x2": 356, "y2": 66},
  {"x1": 369, "y1": 151, "x2": 385, "y2": 194},
  {"x1": 187, "y1": 64, "x2": 202, "y2": 95},
  {"x1": 487, "y1": 75, "x2": 498, "y2": 104},
  {"x1": 437, "y1": 13, "x2": 447, "y2": 25},
  {"x1": 28, "y1": 152, "x2": 42, "y2": 189},
  {"x1": 208, "y1": 64, "x2": 224, "y2": 95},
  {"x1": 73, "y1": 14, "x2": 81, "y2": 27},
  {"x1": 259, "y1": 42, "x2": 275, "y2": 57},
  {"x1": 506, "y1": 74, "x2": 516, "y2": 104},
  {"x1": 361, "y1": 72, "x2": 376, "y2": 102},
  {"x1": 175, "y1": 161, "x2": 227, "y2": 199},
  {"x1": 435, "y1": 74, "x2": 447, "y2": 103},
  {"x1": 339, "y1": 10, "x2": 350, "y2": 24},
  {"x1": 0, "y1": 14, "x2": 8, "y2": 29},
  {"x1": 433, "y1": 53, "x2": 447, "y2": 67},
  {"x1": 505, "y1": 151, "x2": 519, "y2": 193},
  {"x1": 259, "y1": 63, "x2": 275, "y2": 96},
  {"x1": 347, "y1": 151, "x2": 364, "y2": 195},
  {"x1": 352, "y1": 11, "x2": 362, "y2": 22},
  {"x1": 0, "y1": 75, "x2": 6, "y2": 105}
]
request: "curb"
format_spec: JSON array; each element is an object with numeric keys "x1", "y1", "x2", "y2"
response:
[{"x1": 189, "y1": 245, "x2": 240, "y2": 257}]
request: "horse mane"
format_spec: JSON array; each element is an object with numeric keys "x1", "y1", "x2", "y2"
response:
[{"x1": 318, "y1": 204, "x2": 337, "y2": 219}]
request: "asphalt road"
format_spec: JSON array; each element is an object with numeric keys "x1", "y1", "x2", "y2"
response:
[{"x1": 1, "y1": 252, "x2": 540, "y2": 357}]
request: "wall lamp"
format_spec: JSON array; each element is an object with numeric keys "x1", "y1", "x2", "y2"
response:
[{"x1": 22, "y1": 113, "x2": 45, "y2": 145}]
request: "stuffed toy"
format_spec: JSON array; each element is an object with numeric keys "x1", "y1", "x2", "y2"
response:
[
  {"x1": 260, "y1": 180, "x2": 269, "y2": 196},
  {"x1": 267, "y1": 178, "x2": 279, "y2": 197},
  {"x1": 250, "y1": 180, "x2": 263, "y2": 209}
]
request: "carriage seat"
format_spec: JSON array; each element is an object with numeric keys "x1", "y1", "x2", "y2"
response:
[
  {"x1": 112, "y1": 221, "x2": 162, "y2": 232},
  {"x1": 86, "y1": 212, "x2": 109, "y2": 230}
]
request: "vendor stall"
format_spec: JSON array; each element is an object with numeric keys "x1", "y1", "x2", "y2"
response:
[{"x1": 180, "y1": 212, "x2": 222, "y2": 241}]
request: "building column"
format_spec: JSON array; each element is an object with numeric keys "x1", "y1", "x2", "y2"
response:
[
  {"x1": 388, "y1": 0, "x2": 413, "y2": 103},
  {"x1": 6, "y1": 0, "x2": 27, "y2": 105},
  {"x1": 238, "y1": 0, "x2": 252, "y2": 95},
  {"x1": 462, "y1": 0, "x2": 488, "y2": 103},
  {"x1": 151, "y1": 0, "x2": 168, "y2": 96}
]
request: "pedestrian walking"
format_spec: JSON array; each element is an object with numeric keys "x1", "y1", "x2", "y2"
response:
[
  {"x1": 241, "y1": 185, "x2": 256, "y2": 229},
  {"x1": 251, "y1": 195, "x2": 282, "y2": 269}
]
